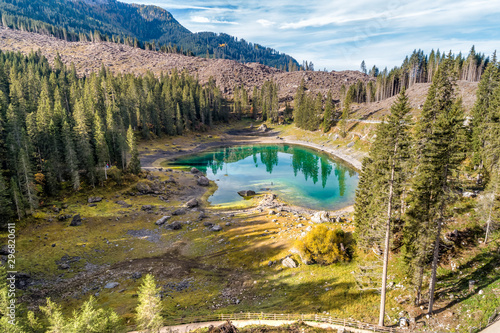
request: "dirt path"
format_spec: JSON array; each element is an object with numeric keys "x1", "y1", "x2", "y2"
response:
[{"x1": 129, "y1": 320, "x2": 379, "y2": 333}]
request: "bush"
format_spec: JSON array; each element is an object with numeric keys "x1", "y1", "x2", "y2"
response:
[{"x1": 296, "y1": 225, "x2": 354, "y2": 265}]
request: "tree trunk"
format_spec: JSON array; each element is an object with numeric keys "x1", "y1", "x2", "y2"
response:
[
  {"x1": 428, "y1": 164, "x2": 449, "y2": 314},
  {"x1": 379, "y1": 144, "x2": 397, "y2": 327}
]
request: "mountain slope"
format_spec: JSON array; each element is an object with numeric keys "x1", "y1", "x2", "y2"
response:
[
  {"x1": 0, "y1": 0, "x2": 299, "y2": 68},
  {"x1": 0, "y1": 27, "x2": 369, "y2": 101}
]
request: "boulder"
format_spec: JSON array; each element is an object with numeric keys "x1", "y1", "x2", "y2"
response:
[
  {"x1": 131, "y1": 272, "x2": 142, "y2": 280},
  {"x1": 311, "y1": 211, "x2": 331, "y2": 223},
  {"x1": 0, "y1": 245, "x2": 9, "y2": 255},
  {"x1": 58, "y1": 214, "x2": 72, "y2": 221},
  {"x1": 462, "y1": 191, "x2": 476, "y2": 198},
  {"x1": 155, "y1": 216, "x2": 171, "y2": 226},
  {"x1": 69, "y1": 214, "x2": 82, "y2": 227},
  {"x1": 87, "y1": 196, "x2": 103, "y2": 203},
  {"x1": 141, "y1": 205, "x2": 153, "y2": 211},
  {"x1": 198, "y1": 212, "x2": 208, "y2": 220},
  {"x1": 191, "y1": 167, "x2": 201, "y2": 174},
  {"x1": 104, "y1": 282, "x2": 119, "y2": 289},
  {"x1": 14, "y1": 273, "x2": 31, "y2": 290},
  {"x1": 347, "y1": 141, "x2": 355, "y2": 148},
  {"x1": 203, "y1": 221, "x2": 214, "y2": 227},
  {"x1": 258, "y1": 124, "x2": 268, "y2": 132},
  {"x1": 165, "y1": 222, "x2": 182, "y2": 230},
  {"x1": 136, "y1": 182, "x2": 152, "y2": 194},
  {"x1": 238, "y1": 190, "x2": 256, "y2": 197},
  {"x1": 172, "y1": 208, "x2": 186, "y2": 216},
  {"x1": 115, "y1": 200, "x2": 132, "y2": 208},
  {"x1": 282, "y1": 257, "x2": 298, "y2": 268},
  {"x1": 197, "y1": 176, "x2": 210, "y2": 186},
  {"x1": 186, "y1": 198, "x2": 198, "y2": 208},
  {"x1": 210, "y1": 225, "x2": 222, "y2": 232}
]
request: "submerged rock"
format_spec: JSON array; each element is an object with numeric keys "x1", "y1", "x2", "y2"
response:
[{"x1": 238, "y1": 190, "x2": 256, "y2": 197}]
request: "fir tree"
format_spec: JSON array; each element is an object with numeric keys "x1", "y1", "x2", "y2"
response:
[
  {"x1": 136, "y1": 274, "x2": 163, "y2": 333},
  {"x1": 403, "y1": 55, "x2": 466, "y2": 312},
  {"x1": 127, "y1": 126, "x2": 141, "y2": 175}
]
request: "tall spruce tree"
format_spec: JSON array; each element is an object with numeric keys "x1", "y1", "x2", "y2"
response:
[
  {"x1": 403, "y1": 54, "x2": 466, "y2": 312},
  {"x1": 353, "y1": 89, "x2": 412, "y2": 326},
  {"x1": 127, "y1": 125, "x2": 141, "y2": 175}
]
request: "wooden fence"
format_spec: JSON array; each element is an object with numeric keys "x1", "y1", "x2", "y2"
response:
[{"x1": 161, "y1": 312, "x2": 403, "y2": 333}]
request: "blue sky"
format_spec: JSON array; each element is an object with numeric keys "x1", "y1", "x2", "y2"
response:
[{"x1": 122, "y1": 0, "x2": 500, "y2": 71}]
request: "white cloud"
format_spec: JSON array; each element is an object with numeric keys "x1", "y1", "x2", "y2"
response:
[
  {"x1": 191, "y1": 16, "x2": 211, "y2": 23},
  {"x1": 123, "y1": 0, "x2": 500, "y2": 71},
  {"x1": 257, "y1": 19, "x2": 275, "y2": 27},
  {"x1": 190, "y1": 16, "x2": 238, "y2": 25}
]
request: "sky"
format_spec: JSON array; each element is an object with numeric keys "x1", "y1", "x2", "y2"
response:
[{"x1": 122, "y1": 0, "x2": 500, "y2": 71}]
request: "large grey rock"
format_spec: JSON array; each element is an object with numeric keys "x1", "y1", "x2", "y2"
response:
[
  {"x1": 155, "y1": 216, "x2": 171, "y2": 226},
  {"x1": 104, "y1": 282, "x2": 119, "y2": 289},
  {"x1": 238, "y1": 190, "x2": 256, "y2": 197},
  {"x1": 87, "y1": 196, "x2": 102, "y2": 203},
  {"x1": 141, "y1": 205, "x2": 153, "y2": 211},
  {"x1": 191, "y1": 167, "x2": 201, "y2": 174},
  {"x1": 0, "y1": 245, "x2": 9, "y2": 255},
  {"x1": 136, "y1": 182, "x2": 152, "y2": 194},
  {"x1": 172, "y1": 208, "x2": 186, "y2": 216},
  {"x1": 197, "y1": 176, "x2": 210, "y2": 186},
  {"x1": 115, "y1": 200, "x2": 132, "y2": 208},
  {"x1": 210, "y1": 225, "x2": 222, "y2": 232},
  {"x1": 258, "y1": 124, "x2": 268, "y2": 132},
  {"x1": 165, "y1": 222, "x2": 182, "y2": 230},
  {"x1": 186, "y1": 198, "x2": 198, "y2": 208},
  {"x1": 69, "y1": 214, "x2": 82, "y2": 227},
  {"x1": 311, "y1": 211, "x2": 331, "y2": 223},
  {"x1": 282, "y1": 257, "x2": 298, "y2": 268}
]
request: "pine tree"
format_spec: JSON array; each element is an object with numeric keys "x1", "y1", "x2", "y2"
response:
[
  {"x1": 127, "y1": 125, "x2": 141, "y2": 175},
  {"x1": 136, "y1": 274, "x2": 163, "y2": 333},
  {"x1": 0, "y1": 172, "x2": 11, "y2": 227},
  {"x1": 403, "y1": 55, "x2": 466, "y2": 312}
]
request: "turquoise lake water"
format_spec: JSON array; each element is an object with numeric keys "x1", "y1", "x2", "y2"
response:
[{"x1": 168, "y1": 144, "x2": 359, "y2": 210}]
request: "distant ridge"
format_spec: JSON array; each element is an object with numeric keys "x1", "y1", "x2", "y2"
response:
[{"x1": 0, "y1": 0, "x2": 300, "y2": 69}]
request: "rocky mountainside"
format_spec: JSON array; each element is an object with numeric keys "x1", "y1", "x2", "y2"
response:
[
  {"x1": 0, "y1": 0, "x2": 299, "y2": 68},
  {"x1": 0, "y1": 27, "x2": 370, "y2": 101},
  {"x1": 0, "y1": 27, "x2": 478, "y2": 114}
]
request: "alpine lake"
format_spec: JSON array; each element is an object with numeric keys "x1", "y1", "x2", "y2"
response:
[{"x1": 167, "y1": 144, "x2": 359, "y2": 210}]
